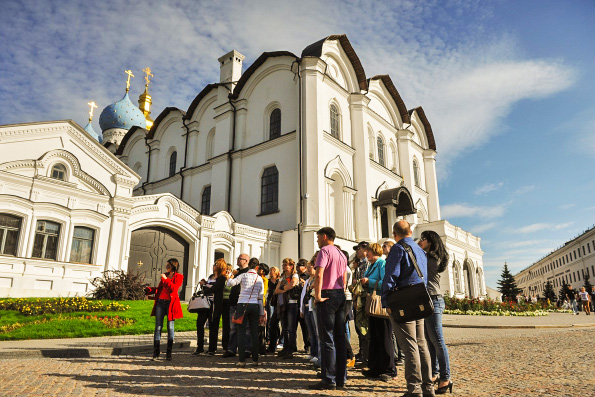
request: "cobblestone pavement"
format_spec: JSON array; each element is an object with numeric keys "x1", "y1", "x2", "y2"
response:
[{"x1": 1, "y1": 324, "x2": 594, "y2": 396}]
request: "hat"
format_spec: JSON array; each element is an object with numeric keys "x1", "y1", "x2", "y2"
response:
[{"x1": 352, "y1": 241, "x2": 369, "y2": 251}]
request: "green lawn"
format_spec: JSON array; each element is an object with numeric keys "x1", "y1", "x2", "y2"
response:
[{"x1": 0, "y1": 300, "x2": 198, "y2": 340}]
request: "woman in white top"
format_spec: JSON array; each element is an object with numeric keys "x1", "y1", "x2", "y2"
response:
[
  {"x1": 226, "y1": 260, "x2": 264, "y2": 366},
  {"x1": 579, "y1": 287, "x2": 591, "y2": 315}
]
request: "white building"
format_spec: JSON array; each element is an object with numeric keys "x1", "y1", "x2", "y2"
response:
[
  {"x1": 515, "y1": 225, "x2": 595, "y2": 297},
  {"x1": 0, "y1": 35, "x2": 485, "y2": 299}
]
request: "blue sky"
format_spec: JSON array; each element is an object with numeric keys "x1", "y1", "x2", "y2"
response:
[{"x1": 1, "y1": 0, "x2": 593, "y2": 288}]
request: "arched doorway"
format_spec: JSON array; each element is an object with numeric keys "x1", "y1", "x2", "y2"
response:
[
  {"x1": 463, "y1": 260, "x2": 474, "y2": 298},
  {"x1": 128, "y1": 227, "x2": 189, "y2": 300}
]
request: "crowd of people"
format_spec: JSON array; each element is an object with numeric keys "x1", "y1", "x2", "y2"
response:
[{"x1": 147, "y1": 222, "x2": 454, "y2": 396}]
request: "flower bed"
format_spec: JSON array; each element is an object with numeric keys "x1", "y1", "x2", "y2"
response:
[
  {"x1": 444, "y1": 296, "x2": 551, "y2": 314},
  {"x1": 0, "y1": 297, "x2": 129, "y2": 316},
  {"x1": 444, "y1": 309, "x2": 549, "y2": 316}
]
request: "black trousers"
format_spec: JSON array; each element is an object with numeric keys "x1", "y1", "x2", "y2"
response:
[
  {"x1": 296, "y1": 308, "x2": 310, "y2": 349},
  {"x1": 196, "y1": 308, "x2": 210, "y2": 352},
  {"x1": 222, "y1": 300, "x2": 231, "y2": 351},
  {"x1": 268, "y1": 306, "x2": 280, "y2": 351},
  {"x1": 367, "y1": 315, "x2": 397, "y2": 376},
  {"x1": 208, "y1": 303, "x2": 222, "y2": 352}
]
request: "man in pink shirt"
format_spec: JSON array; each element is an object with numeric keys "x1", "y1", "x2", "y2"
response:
[{"x1": 309, "y1": 227, "x2": 348, "y2": 390}]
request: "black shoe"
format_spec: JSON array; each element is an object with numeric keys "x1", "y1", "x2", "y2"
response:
[
  {"x1": 166, "y1": 340, "x2": 173, "y2": 361},
  {"x1": 336, "y1": 384, "x2": 347, "y2": 390},
  {"x1": 283, "y1": 352, "x2": 294, "y2": 360},
  {"x1": 308, "y1": 381, "x2": 336, "y2": 390},
  {"x1": 192, "y1": 348, "x2": 204, "y2": 356},
  {"x1": 152, "y1": 340, "x2": 160, "y2": 360},
  {"x1": 276, "y1": 349, "x2": 287, "y2": 357},
  {"x1": 207, "y1": 351, "x2": 215, "y2": 356},
  {"x1": 245, "y1": 352, "x2": 252, "y2": 359},
  {"x1": 222, "y1": 351, "x2": 236, "y2": 358},
  {"x1": 361, "y1": 369, "x2": 380, "y2": 379},
  {"x1": 436, "y1": 381, "x2": 454, "y2": 394},
  {"x1": 379, "y1": 374, "x2": 396, "y2": 382}
]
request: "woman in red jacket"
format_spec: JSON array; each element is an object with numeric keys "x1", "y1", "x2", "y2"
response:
[{"x1": 146, "y1": 258, "x2": 184, "y2": 360}]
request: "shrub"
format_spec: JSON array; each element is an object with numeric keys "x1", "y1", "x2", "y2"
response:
[{"x1": 89, "y1": 270, "x2": 147, "y2": 300}]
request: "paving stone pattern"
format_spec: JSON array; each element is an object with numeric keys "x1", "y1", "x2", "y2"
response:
[{"x1": 1, "y1": 313, "x2": 594, "y2": 396}]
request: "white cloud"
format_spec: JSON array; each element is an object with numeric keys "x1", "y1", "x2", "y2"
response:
[
  {"x1": 513, "y1": 185, "x2": 536, "y2": 195},
  {"x1": 516, "y1": 222, "x2": 574, "y2": 234},
  {"x1": 441, "y1": 203, "x2": 507, "y2": 220},
  {"x1": 469, "y1": 221, "x2": 498, "y2": 234},
  {"x1": 474, "y1": 182, "x2": 504, "y2": 196},
  {"x1": 0, "y1": 0, "x2": 577, "y2": 176}
]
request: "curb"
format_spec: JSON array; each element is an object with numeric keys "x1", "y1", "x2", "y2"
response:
[
  {"x1": 0, "y1": 341, "x2": 191, "y2": 359},
  {"x1": 443, "y1": 323, "x2": 595, "y2": 329}
]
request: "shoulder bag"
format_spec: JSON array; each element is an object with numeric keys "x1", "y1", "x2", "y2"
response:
[
  {"x1": 365, "y1": 281, "x2": 390, "y2": 319},
  {"x1": 386, "y1": 242, "x2": 434, "y2": 323},
  {"x1": 187, "y1": 284, "x2": 211, "y2": 313}
]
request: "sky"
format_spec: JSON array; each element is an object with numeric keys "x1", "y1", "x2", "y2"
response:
[{"x1": 0, "y1": 0, "x2": 594, "y2": 289}]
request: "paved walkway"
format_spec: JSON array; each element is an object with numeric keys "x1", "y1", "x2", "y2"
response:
[{"x1": 1, "y1": 312, "x2": 593, "y2": 359}]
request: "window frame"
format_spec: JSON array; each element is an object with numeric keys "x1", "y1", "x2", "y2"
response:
[
  {"x1": 377, "y1": 136, "x2": 385, "y2": 167},
  {"x1": 329, "y1": 104, "x2": 341, "y2": 140},
  {"x1": 201, "y1": 185, "x2": 211, "y2": 215},
  {"x1": 51, "y1": 163, "x2": 67, "y2": 181},
  {"x1": 269, "y1": 108, "x2": 281, "y2": 140},
  {"x1": 69, "y1": 226, "x2": 95, "y2": 264},
  {"x1": 169, "y1": 151, "x2": 177, "y2": 178},
  {"x1": 413, "y1": 158, "x2": 421, "y2": 188},
  {"x1": 260, "y1": 166, "x2": 279, "y2": 215},
  {"x1": 0, "y1": 213, "x2": 22, "y2": 256},
  {"x1": 32, "y1": 220, "x2": 61, "y2": 260}
]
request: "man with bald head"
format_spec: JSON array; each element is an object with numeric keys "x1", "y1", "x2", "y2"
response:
[
  {"x1": 222, "y1": 253, "x2": 250, "y2": 358},
  {"x1": 382, "y1": 221, "x2": 434, "y2": 396}
]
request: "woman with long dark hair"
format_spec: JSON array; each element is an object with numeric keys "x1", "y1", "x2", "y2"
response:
[
  {"x1": 147, "y1": 258, "x2": 184, "y2": 361},
  {"x1": 202, "y1": 258, "x2": 228, "y2": 354},
  {"x1": 266, "y1": 266, "x2": 281, "y2": 352},
  {"x1": 419, "y1": 230, "x2": 453, "y2": 394},
  {"x1": 274, "y1": 258, "x2": 299, "y2": 359}
]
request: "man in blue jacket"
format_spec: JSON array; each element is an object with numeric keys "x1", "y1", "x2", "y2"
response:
[{"x1": 382, "y1": 220, "x2": 434, "y2": 397}]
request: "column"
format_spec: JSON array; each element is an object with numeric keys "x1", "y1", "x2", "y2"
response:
[{"x1": 423, "y1": 149, "x2": 440, "y2": 221}]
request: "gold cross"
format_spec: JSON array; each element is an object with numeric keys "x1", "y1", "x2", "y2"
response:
[
  {"x1": 142, "y1": 67, "x2": 153, "y2": 87},
  {"x1": 137, "y1": 260, "x2": 143, "y2": 266},
  {"x1": 87, "y1": 101, "x2": 98, "y2": 121},
  {"x1": 124, "y1": 69, "x2": 134, "y2": 92}
]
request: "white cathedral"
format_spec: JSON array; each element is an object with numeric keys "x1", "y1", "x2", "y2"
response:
[{"x1": 0, "y1": 35, "x2": 485, "y2": 300}]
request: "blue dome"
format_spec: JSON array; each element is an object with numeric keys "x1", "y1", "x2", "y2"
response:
[
  {"x1": 83, "y1": 121, "x2": 102, "y2": 143},
  {"x1": 98, "y1": 92, "x2": 146, "y2": 132}
]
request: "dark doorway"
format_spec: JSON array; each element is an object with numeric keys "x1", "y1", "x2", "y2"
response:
[
  {"x1": 380, "y1": 207, "x2": 389, "y2": 238},
  {"x1": 128, "y1": 227, "x2": 189, "y2": 300},
  {"x1": 214, "y1": 250, "x2": 225, "y2": 262}
]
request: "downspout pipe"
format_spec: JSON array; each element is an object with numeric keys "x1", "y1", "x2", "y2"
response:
[
  {"x1": 141, "y1": 135, "x2": 152, "y2": 195},
  {"x1": 293, "y1": 59, "x2": 303, "y2": 259},
  {"x1": 181, "y1": 116, "x2": 190, "y2": 201},
  {"x1": 227, "y1": 97, "x2": 237, "y2": 213}
]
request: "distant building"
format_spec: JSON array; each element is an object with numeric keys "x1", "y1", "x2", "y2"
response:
[
  {"x1": 515, "y1": 225, "x2": 595, "y2": 297},
  {"x1": 0, "y1": 35, "x2": 485, "y2": 298}
]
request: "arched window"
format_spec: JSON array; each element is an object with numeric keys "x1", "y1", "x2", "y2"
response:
[
  {"x1": 269, "y1": 108, "x2": 281, "y2": 140},
  {"x1": 206, "y1": 129, "x2": 215, "y2": 159},
  {"x1": 377, "y1": 136, "x2": 385, "y2": 167},
  {"x1": 51, "y1": 164, "x2": 66, "y2": 181},
  {"x1": 0, "y1": 213, "x2": 22, "y2": 256},
  {"x1": 330, "y1": 104, "x2": 340, "y2": 139},
  {"x1": 261, "y1": 166, "x2": 279, "y2": 214},
  {"x1": 70, "y1": 226, "x2": 95, "y2": 264},
  {"x1": 32, "y1": 220, "x2": 60, "y2": 260},
  {"x1": 169, "y1": 151, "x2": 177, "y2": 177},
  {"x1": 453, "y1": 261, "x2": 462, "y2": 293},
  {"x1": 201, "y1": 185, "x2": 211, "y2": 215},
  {"x1": 413, "y1": 158, "x2": 420, "y2": 187}
]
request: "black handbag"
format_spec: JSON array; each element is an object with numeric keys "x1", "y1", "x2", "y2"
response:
[{"x1": 386, "y1": 242, "x2": 434, "y2": 323}]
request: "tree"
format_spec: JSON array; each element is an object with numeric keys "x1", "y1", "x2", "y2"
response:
[
  {"x1": 583, "y1": 273, "x2": 593, "y2": 291},
  {"x1": 497, "y1": 262, "x2": 522, "y2": 301},
  {"x1": 559, "y1": 284, "x2": 570, "y2": 304},
  {"x1": 542, "y1": 281, "x2": 556, "y2": 303}
]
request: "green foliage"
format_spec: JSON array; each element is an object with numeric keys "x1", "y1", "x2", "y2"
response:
[
  {"x1": 583, "y1": 274, "x2": 593, "y2": 292},
  {"x1": 559, "y1": 284, "x2": 570, "y2": 303},
  {"x1": 89, "y1": 270, "x2": 147, "y2": 300},
  {"x1": 542, "y1": 281, "x2": 557, "y2": 302},
  {"x1": 444, "y1": 296, "x2": 550, "y2": 313},
  {"x1": 0, "y1": 299, "x2": 197, "y2": 340},
  {"x1": 497, "y1": 263, "x2": 522, "y2": 301},
  {"x1": 0, "y1": 297, "x2": 128, "y2": 316}
]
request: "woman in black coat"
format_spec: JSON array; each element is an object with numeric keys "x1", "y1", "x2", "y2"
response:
[{"x1": 194, "y1": 259, "x2": 227, "y2": 355}]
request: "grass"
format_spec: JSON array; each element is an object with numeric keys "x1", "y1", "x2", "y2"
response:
[{"x1": 0, "y1": 299, "x2": 198, "y2": 340}]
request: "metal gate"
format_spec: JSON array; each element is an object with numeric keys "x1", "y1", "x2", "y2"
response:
[{"x1": 128, "y1": 227, "x2": 189, "y2": 300}]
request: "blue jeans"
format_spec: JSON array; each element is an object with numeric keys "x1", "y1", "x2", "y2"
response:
[
  {"x1": 424, "y1": 296, "x2": 450, "y2": 380},
  {"x1": 237, "y1": 303, "x2": 260, "y2": 362},
  {"x1": 571, "y1": 300, "x2": 578, "y2": 314},
  {"x1": 305, "y1": 309, "x2": 319, "y2": 358},
  {"x1": 228, "y1": 305, "x2": 252, "y2": 354},
  {"x1": 154, "y1": 299, "x2": 175, "y2": 341},
  {"x1": 316, "y1": 289, "x2": 347, "y2": 386}
]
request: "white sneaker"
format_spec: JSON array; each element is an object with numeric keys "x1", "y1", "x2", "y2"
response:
[
  {"x1": 310, "y1": 356, "x2": 319, "y2": 364},
  {"x1": 276, "y1": 344, "x2": 284, "y2": 350}
]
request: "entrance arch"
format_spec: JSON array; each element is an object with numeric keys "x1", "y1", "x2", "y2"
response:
[
  {"x1": 463, "y1": 259, "x2": 474, "y2": 298},
  {"x1": 128, "y1": 227, "x2": 189, "y2": 300}
]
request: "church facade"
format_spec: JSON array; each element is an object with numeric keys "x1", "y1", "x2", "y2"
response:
[{"x1": 0, "y1": 35, "x2": 485, "y2": 299}]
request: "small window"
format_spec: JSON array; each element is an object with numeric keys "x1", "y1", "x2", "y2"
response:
[
  {"x1": 0, "y1": 213, "x2": 22, "y2": 256},
  {"x1": 269, "y1": 108, "x2": 281, "y2": 140},
  {"x1": 413, "y1": 159, "x2": 420, "y2": 187},
  {"x1": 201, "y1": 185, "x2": 211, "y2": 215},
  {"x1": 32, "y1": 220, "x2": 60, "y2": 260},
  {"x1": 169, "y1": 151, "x2": 177, "y2": 177},
  {"x1": 261, "y1": 166, "x2": 279, "y2": 214},
  {"x1": 377, "y1": 137, "x2": 385, "y2": 167},
  {"x1": 330, "y1": 104, "x2": 340, "y2": 139},
  {"x1": 51, "y1": 164, "x2": 66, "y2": 181},
  {"x1": 70, "y1": 227, "x2": 94, "y2": 264}
]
